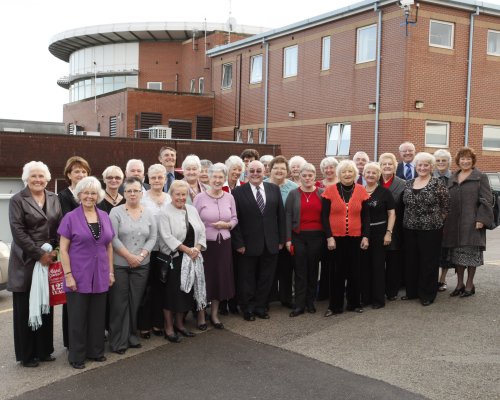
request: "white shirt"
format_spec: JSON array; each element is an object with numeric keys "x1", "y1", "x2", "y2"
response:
[{"x1": 250, "y1": 182, "x2": 266, "y2": 204}]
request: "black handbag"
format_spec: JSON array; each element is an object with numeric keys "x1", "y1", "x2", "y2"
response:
[{"x1": 155, "y1": 252, "x2": 173, "y2": 284}]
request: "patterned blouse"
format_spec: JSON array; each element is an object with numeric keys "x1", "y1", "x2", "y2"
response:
[{"x1": 402, "y1": 177, "x2": 449, "y2": 230}]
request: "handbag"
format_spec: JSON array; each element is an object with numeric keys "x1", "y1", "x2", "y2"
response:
[
  {"x1": 48, "y1": 252, "x2": 66, "y2": 306},
  {"x1": 155, "y1": 252, "x2": 173, "y2": 284}
]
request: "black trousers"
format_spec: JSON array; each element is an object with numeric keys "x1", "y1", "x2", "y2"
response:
[
  {"x1": 237, "y1": 248, "x2": 278, "y2": 314},
  {"x1": 317, "y1": 241, "x2": 333, "y2": 301},
  {"x1": 137, "y1": 252, "x2": 165, "y2": 331},
  {"x1": 66, "y1": 291, "x2": 106, "y2": 363},
  {"x1": 12, "y1": 292, "x2": 54, "y2": 363},
  {"x1": 269, "y1": 247, "x2": 294, "y2": 305},
  {"x1": 220, "y1": 249, "x2": 240, "y2": 313},
  {"x1": 404, "y1": 228, "x2": 442, "y2": 302},
  {"x1": 360, "y1": 232, "x2": 387, "y2": 307},
  {"x1": 292, "y1": 231, "x2": 324, "y2": 309},
  {"x1": 385, "y1": 249, "x2": 402, "y2": 298},
  {"x1": 330, "y1": 236, "x2": 362, "y2": 311}
]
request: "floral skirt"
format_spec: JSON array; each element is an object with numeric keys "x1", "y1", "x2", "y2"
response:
[{"x1": 446, "y1": 246, "x2": 484, "y2": 267}]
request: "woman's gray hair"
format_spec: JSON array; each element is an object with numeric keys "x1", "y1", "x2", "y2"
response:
[
  {"x1": 288, "y1": 155, "x2": 307, "y2": 168},
  {"x1": 208, "y1": 163, "x2": 228, "y2": 179},
  {"x1": 181, "y1": 154, "x2": 201, "y2": 171},
  {"x1": 336, "y1": 159, "x2": 359, "y2": 182},
  {"x1": 225, "y1": 155, "x2": 245, "y2": 170},
  {"x1": 363, "y1": 161, "x2": 382, "y2": 179},
  {"x1": 319, "y1": 157, "x2": 339, "y2": 174},
  {"x1": 148, "y1": 163, "x2": 166, "y2": 177},
  {"x1": 300, "y1": 163, "x2": 316, "y2": 175},
  {"x1": 168, "y1": 179, "x2": 189, "y2": 196},
  {"x1": 74, "y1": 176, "x2": 105, "y2": 203},
  {"x1": 102, "y1": 165, "x2": 124, "y2": 181},
  {"x1": 200, "y1": 159, "x2": 213, "y2": 170},
  {"x1": 414, "y1": 152, "x2": 436, "y2": 168},
  {"x1": 22, "y1": 161, "x2": 51, "y2": 185},
  {"x1": 260, "y1": 155, "x2": 273, "y2": 164},
  {"x1": 433, "y1": 149, "x2": 452, "y2": 165}
]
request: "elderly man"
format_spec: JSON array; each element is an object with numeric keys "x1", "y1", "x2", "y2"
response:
[
  {"x1": 353, "y1": 151, "x2": 369, "y2": 185},
  {"x1": 396, "y1": 142, "x2": 417, "y2": 180},
  {"x1": 232, "y1": 160, "x2": 285, "y2": 321},
  {"x1": 119, "y1": 159, "x2": 150, "y2": 194},
  {"x1": 158, "y1": 146, "x2": 183, "y2": 192}
]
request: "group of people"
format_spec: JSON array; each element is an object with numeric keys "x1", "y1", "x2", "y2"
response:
[{"x1": 7, "y1": 143, "x2": 495, "y2": 369}]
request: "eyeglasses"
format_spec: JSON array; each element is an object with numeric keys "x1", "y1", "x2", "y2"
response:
[
  {"x1": 248, "y1": 169, "x2": 263, "y2": 174},
  {"x1": 124, "y1": 189, "x2": 141, "y2": 194},
  {"x1": 106, "y1": 176, "x2": 122, "y2": 180},
  {"x1": 82, "y1": 191, "x2": 98, "y2": 197}
]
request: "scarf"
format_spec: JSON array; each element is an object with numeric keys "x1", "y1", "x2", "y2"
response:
[
  {"x1": 180, "y1": 252, "x2": 207, "y2": 311},
  {"x1": 28, "y1": 243, "x2": 52, "y2": 330}
]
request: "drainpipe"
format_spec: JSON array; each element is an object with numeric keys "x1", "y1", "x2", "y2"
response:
[
  {"x1": 465, "y1": 7, "x2": 480, "y2": 146},
  {"x1": 374, "y1": 1, "x2": 382, "y2": 160},
  {"x1": 264, "y1": 38, "x2": 269, "y2": 141}
]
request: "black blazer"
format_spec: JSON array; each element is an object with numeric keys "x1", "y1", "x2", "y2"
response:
[
  {"x1": 231, "y1": 182, "x2": 285, "y2": 256},
  {"x1": 162, "y1": 170, "x2": 184, "y2": 192},
  {"x1": 396, "y1": 162, "x2": 418, "y2": 180},
  {"x1": 58, "y1": 186, "x2": 79, "y2": 216}
]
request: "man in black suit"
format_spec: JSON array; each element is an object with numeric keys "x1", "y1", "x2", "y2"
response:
[
  {"x1": 118, "y1": 159, "x2": 150, "y2": 195},
  {"x1": 231, "y1": 160, "x2": 286, "y2": 321},
  {"x1": 158, "y1": 146, "x2": 183, "y2": 192},
  {"x1": 396, "y1": 141, "x2": 417, "y2": 180}
]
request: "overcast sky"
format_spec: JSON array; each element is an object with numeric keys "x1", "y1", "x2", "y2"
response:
[{"x1": 1, "y1": 0, "x2": 499, "y2": 122}]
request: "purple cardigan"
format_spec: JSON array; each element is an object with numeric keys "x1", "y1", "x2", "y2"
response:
[{"x1": 58, "y1": 205, "x2": 115, "y2": 293}]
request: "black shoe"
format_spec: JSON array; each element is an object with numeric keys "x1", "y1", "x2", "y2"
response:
[
  {"x1": 70, "y1": 361, "x2": 86, "y2": 369},
  {"x1": 129, "y1": 343, "x2": 142, "y2": 349},
  {"x1": 255, "y1": 311, "x2": 270, "y2": 319},
  {"x1": 174, "y1": 326, "x2": 196, "y2": 337},
  {"x1": 243, "y1": 312, "x2": 255, "y2": 321},
  {"x1": 114, "y1": 349, "x2": 126, "y2": 355},
  {"x1": 211, "y1": 321, "x2": 225, "y2": 329},
  {"x1": 164, "y1": 333, "x2": 181, "y2": 343},
  {"x1": 400, "y1": 295, "x2": 416, "y2": 300},
  {"x1": 346, "y1": 305, "x2": 364, "y2": 313},
  {"x1": 151, "y1": 328, "x2": 164, "y2": 337},
  {"x1": 387, "y1": 296, "x2": 398, "y2": 301},
  {"x1": 324, "y1": 308, "x2": 343, "y2": 317},
  {"x1": 197, "y1": 323, "x2": 208, "y2": 331},
  {"x1": 281, "y1": 301, "x2": 294, "y2": 309},
  {"x1": 450, "y1": 286, "x2": 465, "y2": 297},
  {"x1": 139, "y1": 331, "x2": 151, "y2": 339},
  {"x1": 372, "y1": 304, "x2": 385, "y2": 309},
  {"x1": 40, "y1": 355, "x2": 56, "y2": 362},
  {"x1": 21, "y1": 359, "x2": 39, "y2": 368},
  {"x1": 289, "y1": 308, "x2": 304, "y2": 317},
  {"x1": 88, "y1": 356, "x2": 107, "y2": 362},
  {"x1": 421, "y1": 300, "x2": 433, "y2": 306},
  {"x1": 306, "y1": 304, "x2": 316, "y2": 314},
  {"x1": 460, "y1": 286, "x2": 475, "y2": 298}
]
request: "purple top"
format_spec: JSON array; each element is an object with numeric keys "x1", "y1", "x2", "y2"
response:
[
  {"x1": 193, "y1": 191, "x2": 238, "y2": 241},
  {"x1": 58, "y1": 205, "x2": 115, "y2": 294}
]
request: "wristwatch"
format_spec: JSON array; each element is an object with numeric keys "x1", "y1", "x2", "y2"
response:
[{"x1": 140, "y1": 252, "x2": 145, "y2": 257}]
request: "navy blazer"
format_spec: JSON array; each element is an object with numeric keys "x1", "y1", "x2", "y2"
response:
[
  {"x1": 396, "y1": 162, "x2": 418, "y2": 180},
  {"x1": 231, "y1": 182, "x2": 285, "y2": 256}
]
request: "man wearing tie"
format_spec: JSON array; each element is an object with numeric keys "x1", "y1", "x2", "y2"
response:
[
  {"x1": 396, "y1": 142, "x2": 417, "y2": 180},
  {"x1": 353, "y1": 151, "x2": 369, "y2": 185},
  {"x1": 231, "y1": 160, "x2": 286, "y2": 321},
  {"x1": 158, "y1": 146, "x2": 183, "y2": 192}
]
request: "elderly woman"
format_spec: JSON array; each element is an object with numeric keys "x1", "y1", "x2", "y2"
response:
[
  {"x1": 199, "y1": 159, "x2": 213, "y2": 185},
  {"x1": 108, "y1": 177, "x2": 157, "y2": 354},
  {"x1": 138, "y1": 164, "x2": 172, "y2": 338},
  {"x1": 443, "y1": 147, "x2": 493, "y2": 298},
  {"x1": 285, "y1": 163, "x2": 324, "y2": 317},
  {"x1": 182, "y1": 154, "x2": 209, "y2": 204},
  {"x1": 433, "y1": 149, "x2": 453, "y2": 291},
  {"x1": 322, "y1": 160, "x2": 370, "y2": 316},
  {"x1": 98, "y1": 165, "x2": 125, "y2": 214},
  {"x1": 402, "y1": 152, "x2": 449, "y2": 306},
  {"x1": 360, "y1": 162, "x2": 396, "y2": 309},
  {"x1": 194, "y1": 163, "x2": 238, "y2": 329},
  {"x1": 59, "y1": 176, "x2": 115, "y2": 369},
  {"x1": 289, "y1": 156, "x2": 307, "y2": 185},
  {"x1": 158, "y1": 180, "x2": 207, "y2": 343},
  {"x1": 223, "y1": 155, "x2": 245, "y2": 193},
  {"x1": 316, "y1": 157, "x2": 339, "y2": 188},
  {"x1": 8, "y1": 161, "x2": 61, "y2": 367},
  {"x1": 378, "y1": 153, "x2": 406, "y2": 301},
  {"x1": 260, "y1": 155, "x2": 274, "y2": 178}
]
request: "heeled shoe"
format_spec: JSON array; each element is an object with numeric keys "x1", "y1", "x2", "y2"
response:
[
  {"x1": 164, "y1": 333, "x2": 181, "y2": 343},
  {"x1": 197, "y1": 323, "x2": 208, "y2": 331},
  {"x1": 139, "y1": 331, "x2": 151, "y2": 339},
  {"x1": 152, "y1": 328, "x2": 164, "y2": 337},
  {"x1": 211, "y1": 321, "x2": 224, "y2": 329},
  {"x1": 450, "y1": 286, "x2": 465, "y2": 297},
  {"x1": 174, "y1": 326, "x2": 196, "y2": 337},
  {"x1": 460, "y1": 285, "x2": 475, "y2": 297}
]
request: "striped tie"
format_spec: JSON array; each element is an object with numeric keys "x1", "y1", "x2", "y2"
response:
[
  {"x1": 256, "y1": 186, "x2": 265, "y2": 214},
  {"x1": 405, "y1": 163, "x2": 412, "y2": 180}
]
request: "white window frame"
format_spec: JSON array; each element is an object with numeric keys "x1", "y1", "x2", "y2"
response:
[
  {"x1": 222, "y1": 63, "x2": 233, "y2": 89},
  {"x1": 326, "y1": 123, "x2": 351, "y2": 156},
  {"x1": 198, "y1": 77, "x2": 205, "y2": 94},
  {"x1": 250, "y1": 54, "x2": 263, "y2": 84},
  {"x1": 283, "y1": 45, "x2": 298, "y2": 78},
  {"x1": 321, "y1": 36, "x2": 331, "y2": 71},
  {"x1": 190, "y1": 79, "x2": 196, "y2": 93},
  {"x1": 425, "y1": 121, "x2": 450, "y2": 148},
  {"x1": 429, "y1": 20, "x2": 454, "y2": 49},
  {"x1": 487, "y1": 30, "x2": 500, "y2": 56},
  {"x1": 235, "y1": 129, "x2": 243, "y2": 143},
  {"x1": 258, "y1": 128, "x2": 266, "y2": 144},
  {"x1": 247, "y1": 129, "x2": 254, "y2": 143},
  {"x1": 147, "y1": 82, "x2": 162, "y2": 90},
  {"x1": 483, "y1": 125, "x2": 500, "y2": 151},
  {"x1": 356, "y1": 24, "x2": 377, "y2": 64}
]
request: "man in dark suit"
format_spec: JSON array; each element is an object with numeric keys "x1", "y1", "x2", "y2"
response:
[
  {"x1": 231, "y1": 160, "x2": 285, "y2": 321},
  {"x1": 396, "y1": 141, "x2": 417, "y2": 180},
  {"x1": 118, "y1": 159, "x2": 150, "y2": 195},
  {"x1": 158, "y1": 146, "x2": 183, "y2": 192}
]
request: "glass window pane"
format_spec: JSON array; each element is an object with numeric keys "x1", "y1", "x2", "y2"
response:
[
  {"x1": 199, "y1": 77, "x2": 205, "y2": 93},
  {"x1": 430, "y1": 21, "x2": 453, "y2": 48},
  {"x1": 483, "y1": 125, "x2": 500, "y2": 149},
  {"x1": 488, "y1": 31, "x2": 500, "y2": 55},
  {"x1": 284, "y1": 46, "x2": 298, "y2": 77},
  {"x1": 425, "y1": 122, "x2": 448, "y2": 146},
  {"x1": 326, "y1": 124, "x2": 340, "y2": 155},
  {"x1": 357, "y1": 25, "x2": 376, "y2": 63},
  {"x1": 339, "y1": 124, "x2": 351, "y2": 155},
  {"x1": 250, "y1": 55, "x2": 263, "y2": 83},
  {"x1": 222, "y1": 64, "x2": 233, "y2": 88},
  {"x1": 322, "y1": 36, "x2": 331, "y2": 70},
  {"x1": 126, "y1": 75, "x2": 138, "y2": 88}
]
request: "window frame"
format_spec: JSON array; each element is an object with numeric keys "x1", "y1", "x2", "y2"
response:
[
  {"x1": 190, "y1": 79, "x2": 196, "y2": 93},
  {"x1": 325, "y1": 123, "x2": 351, "y2": 156},
  {"x1": 429, "y1": 20, "x2": 454, "y2": 49},
  {"x1": 247, "y1": 129, "x2": 254, "y2": 144},
  {"x1": 147, "y1": 81, "x2": 162, "y2": 90},
  {"x1": 221, "y1": 63, "x2": 233, "y2": 89},
  {"x1": 356, "y1": 24, "x2": 377, "y2": 64},
  {"x1": 283, "y1": 45, "x2": 298, "y2": 78},
  {"x1": 487, "y1": 30, "x2": 500, "y2": 56},
  {"x1": 424, "y1": 120, "x2": 450, "y2": 148},
  {"x1": 198, "y1": 77, "x2": 205, "y2": 94},
  {"x1": 250, "y1": 54, "x2": 263, "y2": 84},
  {"x1": 235, "y1": 129, "x2": 243, "y2": 143},
  {"x1": 258, "y1": 128, "x2": 266, "y2": 144},
  {"x1": 321, "y1": 36, "x2": 331, "y2": 71},
  {"x1": 482, "y1": 125, "x2": 500, "y2": 151}
]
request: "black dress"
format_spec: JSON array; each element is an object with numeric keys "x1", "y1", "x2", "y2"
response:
[{"x1": 163, "y1": 223, "x2": 195, "y2": 313}]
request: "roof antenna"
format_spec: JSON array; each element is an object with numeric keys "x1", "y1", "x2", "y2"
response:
[{"x1": 225, "y1": 0, "x2": 237, "y2": 44}]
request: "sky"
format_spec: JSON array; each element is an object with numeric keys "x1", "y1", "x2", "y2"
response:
[{"x1": 1, "y1": 0, "x2": 499, "y2": 123}]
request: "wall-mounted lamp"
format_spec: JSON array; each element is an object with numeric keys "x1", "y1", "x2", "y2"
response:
[
  {"x1": 415, "y1": 100, "x2": 424, "y2": 109},
  {"x1": 368, "y1": 102, "x2": 377, "y2": 111},
  {"x1": 288, "y1": 111, "x2": 296, "y2": 118}
]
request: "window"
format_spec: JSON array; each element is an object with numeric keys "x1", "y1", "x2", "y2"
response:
[
  {"x1": 247, "y1": 129, "x2": 254, "y2": 143},
  {"x1": 283, "y1": 45, "x2": 298, "y2": 78},
  {"x1": 487, "y1": 30, "x2": 500, "y2": 56},
  {"x1": 198, "y1": 77, "x2": 205, "y2": 94},
  {"x1": 222, "y1": 63, "x2": 233, "y2": 89},
  {"x1": 250, "y1": 54, "x2": 263, "y2": 83},
  {"x1": 235, "y1": 129, "x2": 243, "y2": 142},
  {"x1": 190, "y1": 79, "x2": 196, "y2": 93},
  {"x1": 425, "y1": 121, "x2": 449, "y2": 147},
  {"x1": 483, "y1": 125, "x2": 500, "y2": 150},
  {"x1": 147, "y1": 82, "x2": 162, "y2": 90},
  {"x1": 356, "y1": 24, "x2": 377, "y2": 63},
  {"x1": 321, "y1": 36, "x2": 331, "y2": 70},
  {"x1": 326, "y1": 123, "x2": 351, "y2": 156},
  {"x1": 258, "y1": 128, "x2": 266, "y2": 144},
  {"x1": 429, "y1": 20, "x2": 454, "y2": 49},
  {"x1": 109, "y1": 116, "x2": 117, "y2": 137}
]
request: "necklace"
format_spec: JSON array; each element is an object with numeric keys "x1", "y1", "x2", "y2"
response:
[
  {"x1": 84, "y1": 210, "x2": 101, "y2": 240},
  {"x1": 106, "y1": 190, "x2": 119, "y2": 205},
  {"x1": 365, "y1": 184, "x2": 378, "y2": 194},
  {"x1": 301, "y1": 188, "x2": 315, "y2": 202},
  {"x1": 339, "y1": 184, "x2": 354, "y2": 204},
  {"x1": 125, "y1": 205, "x2": 143, "y2": 220}
]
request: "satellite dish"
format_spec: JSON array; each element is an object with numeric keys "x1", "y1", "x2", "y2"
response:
[{"x1": 226, "y1": 17, "x2": 237, "y2": 32}]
